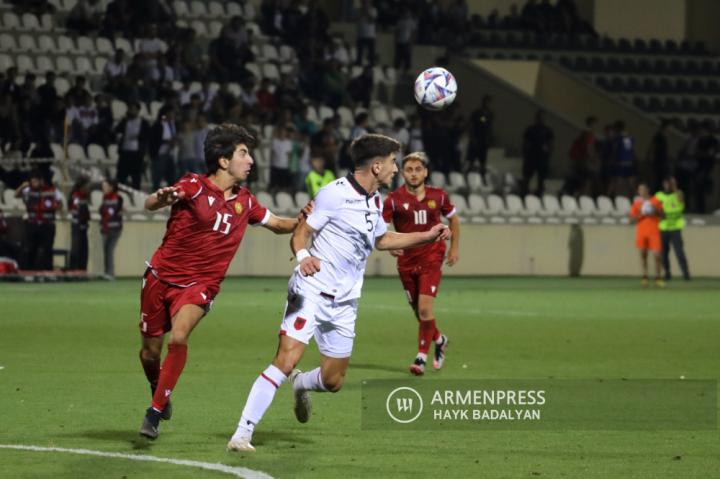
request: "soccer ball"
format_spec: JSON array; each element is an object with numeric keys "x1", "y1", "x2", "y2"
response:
[{"x1": 414, "y1": 67, "x2": 458, "y2": 111}]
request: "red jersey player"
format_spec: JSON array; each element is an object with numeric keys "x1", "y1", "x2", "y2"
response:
[
  {"x1": 138, "y1": 124, "x2": 306, "y2": 439},
  {"x1": 383, "y1": 152, "x2": 460, "y2": 375}
]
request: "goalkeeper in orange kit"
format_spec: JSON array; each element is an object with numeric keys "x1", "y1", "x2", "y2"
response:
[{"x1": 629, "y1": 183, "x2": 664, "y2": 287}]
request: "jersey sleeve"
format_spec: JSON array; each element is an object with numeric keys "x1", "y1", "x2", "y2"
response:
[
  {"x1": 630, "y1": 200, "x2": 640, "y2": 219},
  {"x1": 651, "y1": 197, "x2": 663, "y2": 214},
  {"x1": 247, "y1": 192, "x2": 271, "y2": 226},
  {"x1": 174, "y1": 174, "x2": 203, "y2": 200},
  {"x1": 375, "y1": 210, "x2": 388, "y2": 237},
  {"x1": 305, "y1": 185, "x2": 337, "y2": 231},
  {"x1": 382, "y1": 193, "x2": 394, "y2": 223},
  {"x1": 440, "y1": 190, "x2": 456, "y2": 218}
]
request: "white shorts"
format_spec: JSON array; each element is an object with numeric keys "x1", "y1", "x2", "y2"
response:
[{"x1": 279, "y1": 290, "x2": 358, "y2": 359}]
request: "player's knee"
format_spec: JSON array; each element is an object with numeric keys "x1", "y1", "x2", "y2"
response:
[
  {"x1": 140, "y1": 346, "x2": 160, "y2": 362},
  {"x1": 273, "y1": 352, "x2": 300, "y2": 376},
  {"x1": 417, "y1": 307, "x2": 434, "y2": 321},
  {"x1": 322, "y1": 375, "x2": 344, "y2": 393},
  {"x1": 168, "y1": 331, "x2": 190, "y2": 345}
]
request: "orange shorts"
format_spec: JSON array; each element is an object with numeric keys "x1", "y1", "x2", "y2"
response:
[{"x1": 636, "y1": 231, "x2": 661, "y2": 252}]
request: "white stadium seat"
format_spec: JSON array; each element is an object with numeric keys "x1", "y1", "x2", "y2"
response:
[
  {"x1": 560, "y1": 195, "x2": 579, "y2": 216},
  {"x1": 275, "y1": 192, "x2": 295, "y2": 214},
  {"x1": 467, "y1": 194, "x2": 485, "y2": 216},
  {"x1": 295, "y1": 192, "x2": 310, "y2": 209},
  {"x1": 596, "y1": 196, "x2": 614, "y2": 217},
  {"x1": 577, "y1": 195, "x2": 597, "y2": 217},
  {"x1": 256, "y1": 192, "x2": 276, "y2": 211},
  {"x1": 613, "y1": 196, "x2": 631, "y2": 217},
  {"x1": 430, "y1": 172, "x2": 446, "y2": 189},
  {"x1": 449, "y1": 194, "x2": 468, "y2": 215},
  {"x1": 524, "y1": 195, "x2": 543, "y2": 216}
]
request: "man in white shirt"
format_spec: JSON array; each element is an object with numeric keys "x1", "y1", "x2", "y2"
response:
[{"x1": 228, "y1": 134, "x2": 451, "y2": 452}]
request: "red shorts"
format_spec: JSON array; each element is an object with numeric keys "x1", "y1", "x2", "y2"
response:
[
  {"x1": 636, "y1": 231, "x2": 661, "y2": 253},
  {"x1": 397, "y1": 263, "x2": 443, "y2": 305},
  {"x1": 139, "y1": 271, "x2": 215, "y2": 337}
]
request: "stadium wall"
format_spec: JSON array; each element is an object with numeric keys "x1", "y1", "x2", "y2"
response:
[
  {"x1": 593, "y1": 0, "x2": 686, "y2": 41},
  {"x1": 42, "y1": 220, "x2": 719, "y2": 278}
]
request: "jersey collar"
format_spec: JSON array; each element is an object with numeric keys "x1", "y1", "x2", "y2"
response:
[
  {"x1": 202, "y1": 175, "x2": 241, "y2": 200},
  {"x1": 346, "y1": 173, "x2": 372, "y2": 198}
]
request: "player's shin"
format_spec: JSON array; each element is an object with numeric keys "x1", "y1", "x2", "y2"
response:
[
  {"x1": 151, "y1": 343, "x2": 187, "y2": 412},
  {"x1": 233, "y1": 365, "x2": 287, "y2": 439},
  {"x1": 293, "y1": 367, "x2": 328, "y2": 392}
]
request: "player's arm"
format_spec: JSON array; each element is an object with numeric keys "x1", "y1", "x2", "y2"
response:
[
  {"x1": 261, "y1": 201, "x2": 314, "y2": 234},
  {"x1": 291, "y1": 220, "x2": 321, "y2": 276},
  {"x1": 446, "y1": 215, "x2": 460, "y2": 266},
  {"x1": 375, "y1": 223, "x2": 450, "y2": 251},
  {"x1": 145, "y1": 186, "x2": 185, "y2": 211}
]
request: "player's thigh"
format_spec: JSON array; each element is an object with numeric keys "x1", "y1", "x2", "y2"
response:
[
  {"x1": 169, "y1": 304, "x2": 206, "y2": 343},
  {"x1": 314, "y1": 298, "x2": 357, "y2": 362},
  {"x1": 416, "y1": 294, "x2": 437, "y2": 320},
  {"x1": 140, "y1": 272, "x2": 172, "y2": 338},
  {"x1": 166, "y1": 283, "x2": 215, "y2": 342},
  {"x1": 398, "y1": 268, "x2": 420, "y2": 307},
  {"x1": 279, "y1": 291, "x2": 319, "y2": 346}
]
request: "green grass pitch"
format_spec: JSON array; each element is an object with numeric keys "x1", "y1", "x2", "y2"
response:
[{"x1": 1, "y1": 277, "x2": 719, "y2": 478}]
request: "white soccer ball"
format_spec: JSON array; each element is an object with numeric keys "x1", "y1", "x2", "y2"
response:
[{"x1": 414, "y1": 67, "x2": 458, "y2": 111}]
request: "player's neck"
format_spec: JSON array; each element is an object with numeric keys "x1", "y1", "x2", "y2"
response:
[
  {"x1": 352, "y1": 170, "x2": 379, "y2": 195},
  {"x1": 208, "y1": 172, "x2": 238, "y2": 197},
  {"x1": 405, "y1": 183, "x2": 425, "y2": 198}
]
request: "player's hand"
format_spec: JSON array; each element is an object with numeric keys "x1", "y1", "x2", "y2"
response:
[
  {"x1": 297, "y1": 200, "x2": 314, "y2": 221},
  {"x1": 155, "y1": 186, "x2": 184, "y2": 207},
  {"x1": 446, "y1": 248, "x2": 459, "y2": 266},
  {"x1": 390, "y1": 249, "x2": 404, "y2": 257},
  {"x1": 298, "y1": 256, "x2": 321, "y2": 276},
  {"x1": 427, "y1": 223, "x2": 451, "y2": 242}
]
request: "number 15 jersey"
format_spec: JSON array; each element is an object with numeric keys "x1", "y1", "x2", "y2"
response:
[
  {"x1": 148, "y1": 173, "x2": 269, "y2": 294},
  {"x1": 383, "y1": 184, "x2": 455, "y2": 270}
]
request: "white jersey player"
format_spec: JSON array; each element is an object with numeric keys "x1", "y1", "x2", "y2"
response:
[{"x1": 228, "y1": 134, "x2": 451, "y2": 452}]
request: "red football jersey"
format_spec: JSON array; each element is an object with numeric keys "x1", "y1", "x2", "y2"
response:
[
  {"x1": 383, "y1": 185, "x2": 455, "y2": 269},
  {"x1": 148, "y1": 173, "x2": 269, "y2": 293}
]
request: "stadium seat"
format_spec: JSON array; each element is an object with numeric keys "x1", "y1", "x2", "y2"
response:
[
  {"x1": 430, "y1": 172, "x2": 446, "y2": 189},
  {"x1": 449, "y1": 194, "x2": 468, "y2": 215},
  {"x1": 208, "y1": 1, "x2": 225, "y2": 17},
  {"x1": 67, "y1": 143, "x2": 86, "y2": 162},
  {"x1": 317, "y1": 104, "x2": 334, "y2": 122},
  {"x1": 467, "y1": 194, "x2": 485, "y2": 216},
  {"x1": 485, "y1": 194, "x2": 505, "y2": 216},
  {"x1": 504, "y1": 194, "x2": 524, "y2": 216},
  {"x1": 16, "y1": 55, "x2": 35, "y2": 72},
  {"x1": 560, "y1": 195, "x2": 581, "y2": 216},
  {"x1": 190, "y1": 1, "x2": 208, "y2": 16},
  {"x1": 613, "y1": 196, "x2": 632, "y2": 217},
  {"x1": 57, "y1": 35, "x2": 78, "y2": 54},
  {"x1": 370, "y1": 106, "x2": 390, "y2": 125},
  {"x1": 3, "y1": 189, "x2": 19, "y2": 209},
  {"x1": 275, "y1": 192, "x2": 295, "y2": 214},
  {"x1": 115, "y1": 37, "x2": 133, "y2": 54},
  {"x1": 55, "y1": 77, "x2": 70, "y2": 96},
  {"x1": 75, "y1": 57, "x2": 93, "y2": 74},
  {"x1": 524, "y1": 194, "x2": 543, "y2": 216},
  {"x1": 111, "y1": 99, "x2": 128, "y2": 121},
  {"x1": 577, "y1": 195, "x2": 597, "y2": 216},
  {"x1": 108, "y1": 144, "x2": 119, "y2": 161},
  {"x1": 256, "y1": 192, "x2": 276, "y2": 211},
  {"x1": 227, "y1": 2, "x2": 243, "y2": 16},
  {"x1": 87, "y1": 144, "x2": 106, "y2": 163},
  {"x1": 542, "y1": 194, "x2": 564, "y2": 217},
  {"x1": 0, "y1": 33, "x2": 17, "y2": 52},
  {"x1": 191, "y1": 20, "x2": 208, "y2": 37},
  {"x1": 448, "y1": 171, "x2": 467, "y2": 193},
  {"x1": 2, "y1": 12, "x2": 21, "y2": 30},
  {"x1": 18, "y1": 34, "x2": 37, "y2": 52},
  {"x1": 337, "y1": 106, "x2": 353, "y2": 127},
  {"x1": 55, "y1": 56, "x2": 74, "y2": 74},
  {"x1": 295, "y1": 191, "x2": 310, "y2": 209},
  {"x1": 77, "y1": 36, "x2": 95, "y2": 54},
  {"x1": 595, "y1": 196, "x2": 614, "y2": 217},
  {"x1": 173, "y1": 0, "x2": 189, "y2": 16}
]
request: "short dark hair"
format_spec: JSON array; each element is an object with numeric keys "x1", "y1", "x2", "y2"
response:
[
  {"x1": 204, "y1": 123, "x2": 256, "y2": 174},
  {"x1": 349, "y1": 134, "x2": 400, "y2": 168}
]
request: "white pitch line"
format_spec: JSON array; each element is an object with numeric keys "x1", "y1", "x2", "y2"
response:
[{"x1": 0, "y1": 445, "x2": 274, "y2": 479}]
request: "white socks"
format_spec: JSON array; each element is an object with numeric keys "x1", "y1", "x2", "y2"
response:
[
  {"x1": 233, "y1": 365, "x2": 287, "y2": 440},
  {"x1": 293, "y1": 367, "x2": 327, "y2": 392}
]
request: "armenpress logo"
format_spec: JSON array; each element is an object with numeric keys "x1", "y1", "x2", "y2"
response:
[{"x1": 386, "y1": 387, "x2": 423, "y2": 424}]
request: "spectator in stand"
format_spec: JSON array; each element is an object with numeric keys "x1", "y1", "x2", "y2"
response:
[
  {"x1": 66, "y1": 76, "x2": 91, "y2": 106},
  {"x1": 347, "y1": 66, "x2": 374, "y2": 108},
  {"x1": 408, "y1": 114, "x2": 424, "y2": 153},
  {"x1": 137, "y1": 24, "x2": 166, "y2": 75},
  {"x1": 66, "y1": 0, "x2": 103, "y2": 35},
  {"x1": 387, "y1": 117, "x2": 410, "y2": 160},
  {"x1": 15, "y1": 170, "x2": 63, "y2": 270},
  {"x1": 99, "y1": 179, "x2": 123, "y2": 279},
  {"x1": 256, "y1": 78, "x2": 277, "y2": 124},
  {"x1": 322, "y1": 60, "x2": 349, "y2": 109},
  {"x1": 294, "y1": 104, "x2": 319, "y2": 137},
  {"x1": 520, "y1": 110, "x2": 554, "y2": 196},
  {"x1": 311, "y1": 118, "x2": 340, "y2": 172},
  {"x1": 37, "y1": 72, "x2": 58, "y2": 117},
  {"x1": 355, "y1": 0, "x2": 378, "y2": 65},
  {"x1": 74, "y1": 92, "x2": 100, "y2": 146},
  {"x1": 564, "y1": 115, "x2": 600, "y2": 196},
  {"x1": 102, "y1": 0, "x2": 131, "y2": 38},
  {"x1": 649, "y1": 120, "x2": 672, "y2": 193},
  {"x1": 329, "y1": 37, "x2": 351, "y2": 67},
  {"x1": 305, "y1": 155, "x2": 336, "y2": 199},
  {"x1": 675, "y1": 121, "x2": 699, "y2": 206},
  {"x1": 192, "y1": 113, "x2": 210, "y2": 173},
  {"x1": 177, "y1": 119, "x2": 199, "y2": 174},
  {"x1": 103, "y1": 49, "x2": 130, "y2": 99},
  {"x1": 503, "y1": 4, "x2": 522, "y2": 29},
  {"x1": 694, "y1": 120, "x2": 718, "y2": 213},
  {"x1": 115, "y1": 101, "x2": 150, "y2": 190},
  {"x1": 270, "y1": 124, "x2": 294, "y2": 193},
  {"x1": 0, "y1": 207, "x2": 20, "y2": 262},
  {"x1": 0, "y1": 93, "x2": 20, "y2": 152},
  {"x1": 466, "y1": 95, "x2": 494, "y2": 179},
  {"x1": 149, "y1": 106, "x2": 178, "y2": 189},
  {"x1": 598, "y1": 123, "x2": 616, "y2": 195},
  {"x1": 394, "y1": 9, "x2": 416, "y2": 72},
  {"x1": 350, "y1": 112, "x2": 370, "y2": 140},
  {"x1": 178, "y1": 29, "x2": 205, "y2": 82},
  {"x1": 2, "y1": 67, "x2": 20, "y2": 99},
  {"x1": 149, "y1": 55, "x2": 176, "y2": 101},
  {"x1": 68, "y1": 176, "x2": 91, "y2": 271},
  {"x1": 608, "y1": 121, "x2": 636, "y2": 198},
  {"x1": 290, "y1": 127, "x2": 312, "y2": 192}
]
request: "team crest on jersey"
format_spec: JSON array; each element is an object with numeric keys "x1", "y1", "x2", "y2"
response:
[
  {"x1": 403, "y1": 203, "x2": 409, "y2": 210},
  {"x1": 234, "y1": 202, "x2": 243, "y2": 214},
  {"x1": 427, "y1": 199, "x2": 437, "y2": 209},
  {"x1": 208, "y1": 197, "x2": 215, "y2": 206},
  {"x1": 294, "y1": 316, "x2": 307, "y2": 330}
]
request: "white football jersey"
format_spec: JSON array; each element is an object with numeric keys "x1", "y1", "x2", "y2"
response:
[{"x1": 293, "y1": 174, "x2": 387, "y2": 301}]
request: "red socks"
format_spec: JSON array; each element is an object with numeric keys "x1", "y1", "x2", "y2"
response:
[
  {"x1": 418, "y1": 320, "x2": 437, "y2": 354},
  {"x1": 151, "y1": 343, "x2": 188, "y2": 412}
]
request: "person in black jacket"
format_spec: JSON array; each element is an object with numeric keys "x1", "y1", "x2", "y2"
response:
[
  {"x1": 148, "y1": 106, "x2": 178, "y2": 190},
  {"x1": 115, "y1": 101, "x2": 150, "y2": 189}
]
